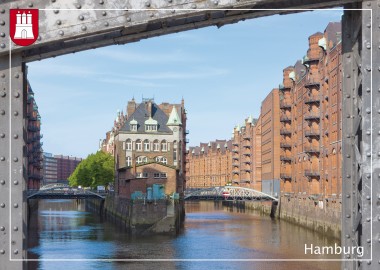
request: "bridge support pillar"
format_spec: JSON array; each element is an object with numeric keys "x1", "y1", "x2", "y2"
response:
[
  {"x1": 342, "y1": 2, "x2": 380, "y2": 269},
  {"x1": 0, "y1": 53, "x2": 27, "y2": 269}
]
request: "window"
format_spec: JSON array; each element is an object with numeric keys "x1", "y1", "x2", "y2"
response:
[
  {"x1": 144, "y1": 139, "x2": 150, "y2": 151},
  {"x1": 153, "y1": 140, "x2": 160, "y2": 151},
  {"x1": 143, "y1": 172, "x2": 148, "y2": 178},
  {"x1": 145, "y1": 125, "x2": 157, "y2": 132},
  {"x1": 126, "y1": 156, "x2": 132, "y2": 167},
  {"x1": 136, "y1": 172, "x2": 142, "y2": 178},
  {"x1": 136, "y1": 140, "x2": 142, "y2": 151},
  {"x1": 126, "y1": 139, "x2": 132, "y2": 151},
  {"x1": 161, "y1": 140, "x2": 167, "y2": 151},
  {"x1": 160, "y1": 173, "x2": 167, "y2": 178},
  {"x1": 136, "y1": 156, "x2": 148, "y2": 164},
  {"x1": 155, "y1": 156, "x2": 167, "y2": 164},
  {"x1": 154, "y1": 173, "x2": 160, "y2": 178},
  {"x1": 131, "y1": 124, "x2": 137, "y2": 131},
  {"x1": 173, "y1": 149, "x2": 177, "y2": 162}
]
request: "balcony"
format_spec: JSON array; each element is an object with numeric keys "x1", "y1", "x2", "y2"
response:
[
  {"x1": 243, "y1": 135, "x2": 250, "y2": 140},
  {"x1": 280, "y1": 115, "x2": 291, "y2": 122},
  {"x1": 240, "y1": 180, "x2": 251, "y2": 183},
  {"x1": 280, "y1": 128, "x2": 291, "y2": 135},
  {"x1": 232, "y1": 149, "x2": 239, "y2": 153},
  {"x1": 244, "y1": 169, "x2": 251, "y2": 172},
  {"x1": 185, "y1": 139, "x2": 189, "y2": 144},
  {"x1": 244, "y1": 161, "x2": 251, "y2": 164},
  {"x1": 232, "y1": 142, "x2": 239, "y2": 146},
  {"x1": 185, "y1": 129, "x2": 190, "y2": 134},
  {"x1": 280, "y1": 156, "x2": 292, "y2": 162},
  {"x1": 243, "y1": 144, "x2": 251, "y2": 149},
  {"x1": 304, "y1": 96, "x2": 320, "y2": 104},
  {"x1": 304, "y1": 81, "x2": 320, "y2": 88},
  {"x1": 303, "y1": 55, "x2": 320, "y2": 64},
  {"x1": 280, "y1": 143, "x2": 292, "y2": 148},
  {"x1": 232, "y1": 170, "x2": 239, "y2": 174},
  {"x1": 305, "y1": 130, "x2": 320, "y2": 137},
  {"x1": 243, "y1": 153, "x2": 251, "y2": 156},
  {"x1": 304, "y1": 113, "x2": 320, "y2": 121},
  {"x1": 232, "y1": 157, "x2": 239, "y2": 161},
  {"x1": 304, "y1": 147, "x2": 320, "y2": 154},
  {"x1": 305, "y1": 170, "x2": 320, "y2": 178},
  {"x1": 232, "y1": 162, "x2": 239, "y2": 166},
  {"x1": 280, "y1": 100, "x2": 292, "y2": 109},
  {"x1": 280, "y1": 174, "x2": 292, "y2": 180}
]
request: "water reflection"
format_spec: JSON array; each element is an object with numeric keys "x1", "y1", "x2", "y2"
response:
[{"x1": 28, "y1": 200, "x2": 340, "y2": 270}]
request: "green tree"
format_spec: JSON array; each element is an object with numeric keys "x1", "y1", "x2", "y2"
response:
[{"x1": 68, "y1": 151, "x2": 114, "y2": 188}]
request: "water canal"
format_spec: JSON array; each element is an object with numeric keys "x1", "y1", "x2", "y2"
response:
[{"x1": 28, "y1": 200, "x2": 340, "y2": 270}]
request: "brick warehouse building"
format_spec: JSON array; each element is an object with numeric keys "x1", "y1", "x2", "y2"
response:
[
  {"x1": 114, "y1": 98, "x2": 187, "y2": 199},
  {"x1": 42, "y1": 153, "x2": 82, "y2": 185},
  {"x1": 186, "y1": 22, "x2": 342, "y2": 204},
  {"x1": 26, "y1": 82, "x2": 43, "y2": 190}
]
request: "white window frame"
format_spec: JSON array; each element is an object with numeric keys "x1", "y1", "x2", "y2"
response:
[
  {"x1": 126, "y1": 156, "x2": 132, "y2": 167},
  {"x1": 126, "y1": 139, "x2": 132, "y2": 151},
  {"x1": 136, "y1": 140, "x2": 142, "y2": 151},
  {"x1": 144, "y1": 139, "x2": 150, "y2": 151},
  {"x1": 153, "y1": 140, "x2": 160, "y2": 151},
  {"x1": 160, "y1": 173, "x2": 167, "y2": 178},
  {"x1": 161, "y1": 141, "x2": 167, "y2": 152},
  {"x1": 131, "y1": 124, "x2": 137, "y2": 131},
  {"x1": 154, "y1": 173, "x2": 160, "y2": 178}
]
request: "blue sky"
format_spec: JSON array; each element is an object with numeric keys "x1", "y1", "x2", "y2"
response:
[{"x1": 27, "y1": 10, "x2": 343, "y2": 158}]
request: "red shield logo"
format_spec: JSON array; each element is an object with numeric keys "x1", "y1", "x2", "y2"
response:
[{"x1": 10, "y1": 9, "x2": 39, "y2": 46}]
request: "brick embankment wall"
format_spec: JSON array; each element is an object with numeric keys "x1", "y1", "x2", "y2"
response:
[
  {"x1": 278, "y1": 196, "x2": 341, "y2": 239},
  {"x1": 86, "y1": 196, "x2": 184, "y2": 236}
]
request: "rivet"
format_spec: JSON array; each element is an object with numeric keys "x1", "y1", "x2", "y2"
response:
[
  {"x1": 346, "y1": 194, "x2": 350, "y2": 198},
  {"x1": 79, "y1": 15, "x2": 84, "y2": 20},
  {"x1": 168, "y1": 0, "x2": 172, "y2": 2},
  {"x1": 13, "y1": 158, "x2": 18, "y2": 162},
  {"x1": 366, "y1": 218, "x2": 371, "y2": 222},
  {"x1": 367, "y1": 130, "x2": 371, "y2": 135},
  {"x1": 191, "y1": 4, "x2": 197, "y2": 8},
  {"x1": 0, "y1": 9, "x2": 4, "y2": 14},
  {"x1": 346, "y1": 155, "x2": 350, "y2": 158},
  {"x1": 102, "y1": 11, "x2": 106, "y2": 16},
  {"x1": 171, "y1": 9, "x2": 175, "y2": 13},
  {"x1": 0, "y1": 157, "x2": 5, "y2": 161},
  {"x1": 28, "y1": 3, "x2": 33, "y2": 7},
  {"x1": 56, "y1": 20, "x2": 61, "y2": 25},
  {"x1": 0, "y1": 110, "x2": 4, "y2": 115},
  {"x1": 366, "y1": 66, "x2": 371, "y2": 71},
  {"x1": 13, "y1": 134, "x2": 18, "y2": 139},
  {"x1": 0, "y1": 250, "x2": 4, "y2": 255},
  {"x1": 366, "y1": 195, "x2": 371, "y2": 200},
  {"x1": 0, "y1": 203, "x2": 5, "y2": 208},
  {"x1": 0, "y1": 73, "x2": 4, "y2": 78},
  {"x1": 52, "y1": 0, "x2": 56, "y2": 2},
  {"x1": 0, "y1": 180, "x2": 4, "y2": 185},
  {"x1": 366, "y1": 152, "x2": 371, "y2": 157},
  {"x1": 15, "y1": 73, "x2": 19, "y2": 79},
  {"x1": 0, "y1": 133, "x2": 4, "y2": 138},
  {"x1": 347, "y1": 54, "x2": 351, "y2": 58},
  {"x1": 126, "y1": 17, "x2": 131, "y2": 22},
  {"x1": 0, "y1": 226, "x2": 4, "y2": 231},
  {"x1": 346, "y1": 94, "x2": 350, "y2": 98},
  {"x1": 366, "y1": 23, "x2": 371, "y2": 28},
  {"x1": 214, "y1": 0, "x2": 219, "y2": 5},
  {"x1": 346, "y1": 234, "x2": 350, "y2": 238},
  {"x1": 14, "y1": 92, "x2": 20, "y2": 98},
  {"x1": 104, "y1": 22, "x2": 109, "y2": 27},
  {"x1": 54, "y1": 10, "x2": 59, "y2": 14},
  {"x1": 367, "y1": 2, "x2": 371, "y2": 6},
  {"x1": 0, "y1": 91, "x2": 5, "y2": 98},
  {"x1": 366, "y1": 43, "x2": 371, "y2": 49},
  {"x1": 13, "y1": 180, "x2": 18, "y2": 185},
  {"x1": 367, "y1": 261, "x2": 371, "y2": 265},
  {"x1": 0, "y1": 44, "x2": 5, "y2": 49},
  {"x1": 13, "y1": 249, "x2": 18, "y2": 255},
  {"x1": 81, "y1": 25, "x2": 87, "y2": 31},
  {"x1": 99, "y1": 0, "x2": 104, "y2": 4},
  {"x1": 378, "y1": 130, "x2": 380, "y2": 135},
  {"x1": 76, "y1": 4, "x2": 82, "y2": 9},
  {"x1": 145, "y1": 2, "x2": 150, "y2": 7},
  {"x1": 0, "y1": 21, "x2": 5, "y2": 26},
  {"x1": 13, "y1": 203, "x2": 18, "y2": 208},
  {"x1": 346, "y1": 254, "x2": 350, "y2": 258},
  {"x1": 150, "y1": 13, "x2": 154, "y2": 17},
  {"x1": 13, "y1": 226, "x2": 18, "y2": 231},
  {"x1": 58, "y1": 30, "x2": 64, "y2": 36},
  {"x1": 346, "y1": 214, "x2": 351, "y2": 218},
  {"x1": 0, "y1": 33, "x2": 5, "y2": 37},
  {"x1": 367, "y1": 239, "x2": 371, "y2": 243},
  {"x1": 13, "y1": 111, "x2": 18, "y2": 116}
]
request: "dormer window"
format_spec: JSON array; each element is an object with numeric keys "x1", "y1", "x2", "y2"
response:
[
  {"x1": 130, "y1": 118, "x2": 138, "y2": 132},
  {"x1": 144, "y1": 117, "x2": 158, "y2": 132}
]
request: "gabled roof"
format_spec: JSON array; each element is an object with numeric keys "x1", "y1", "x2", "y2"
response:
[{"x1": 120, "y1": 102, "x2": 172, "y2": 133}]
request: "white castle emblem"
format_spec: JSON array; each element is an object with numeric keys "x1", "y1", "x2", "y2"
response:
[{"x1": 14, "y1": 11, "x2": 34, "y2": 39}]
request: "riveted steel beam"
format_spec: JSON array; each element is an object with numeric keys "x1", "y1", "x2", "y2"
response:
[
  {"x1": 0, "y1": 0, "x2": 363, "y2": 61},
  {"x1": 0, "y1": 53, "x2": 26, "y2": 269}
]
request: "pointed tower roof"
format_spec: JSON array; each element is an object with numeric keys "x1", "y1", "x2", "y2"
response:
[
  {"x1": 167, "y1": 106, "x2": 182, "y2": 126},
  {"x1": 247, "y1": 115, "x2": 253, "y2": 124}
]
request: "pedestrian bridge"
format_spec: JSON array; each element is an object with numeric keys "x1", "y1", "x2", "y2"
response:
[
  {"x1": 184, "y1": 186, "x2": 278, "y2": 202},
  {"x1": 27, "y1": 184, "x2": 106, "y2": 200}
]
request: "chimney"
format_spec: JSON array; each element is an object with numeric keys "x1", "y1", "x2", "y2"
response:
[{"x1": 127, "y1": 98, "x2": 136, "y2": 119}]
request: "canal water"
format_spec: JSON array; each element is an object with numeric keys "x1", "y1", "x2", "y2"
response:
[{"x1": 28, "y1": 200, "x2": 340, "y2": 270}]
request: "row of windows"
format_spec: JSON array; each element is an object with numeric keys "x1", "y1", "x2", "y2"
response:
[
  {"x1": 136, "y1": 172, "x2": 167, "y2": 178},
  {"x1": 126, "y1": 156, "x2": 168, "y2": 166},
  {"x1": 124, "y1": 139, "x2": 172, "y2": 152}
]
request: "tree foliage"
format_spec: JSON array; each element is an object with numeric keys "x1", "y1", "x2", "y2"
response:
[{"x1": 68, "y1": 151, "x2": 114, "y2": 188}]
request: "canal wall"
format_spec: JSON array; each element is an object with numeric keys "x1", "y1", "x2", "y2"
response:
[
  {"x1": 278, "y1": 196, "x2": 341, "y2": 239},
  {"x1": 222, "y1": 200, "x2": 278, "y2": 217},
  {"x1": 86, "y1": 196, "x2": 184, "y2": 236}
]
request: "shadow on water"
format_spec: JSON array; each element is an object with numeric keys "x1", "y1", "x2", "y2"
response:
[{"x1": 27, "y1": 199, "x2": 340, "y2": 270}]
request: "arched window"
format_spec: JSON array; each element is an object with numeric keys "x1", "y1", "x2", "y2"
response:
[
  {"x1": 144, "y1": 139, "x2": 150, "y2": 151},
  {"x1": 126, "y1": 139, "x2": 132, "y2": 151},
  {"x1": 136, "y1": 139, "x2": 142, "y2": 151},
  {"x1": 136, "y1": 156, "x2": 148, "y2": 165},
  {"x1": 161, "y1": 140, "x2": 167, "y2": 152},
  {"x1": 153, "y1": 140, "x2": 160, "y2": 151},
  {"x1": 126, "y1": 156, "x2": 132, "y2": 167}
]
